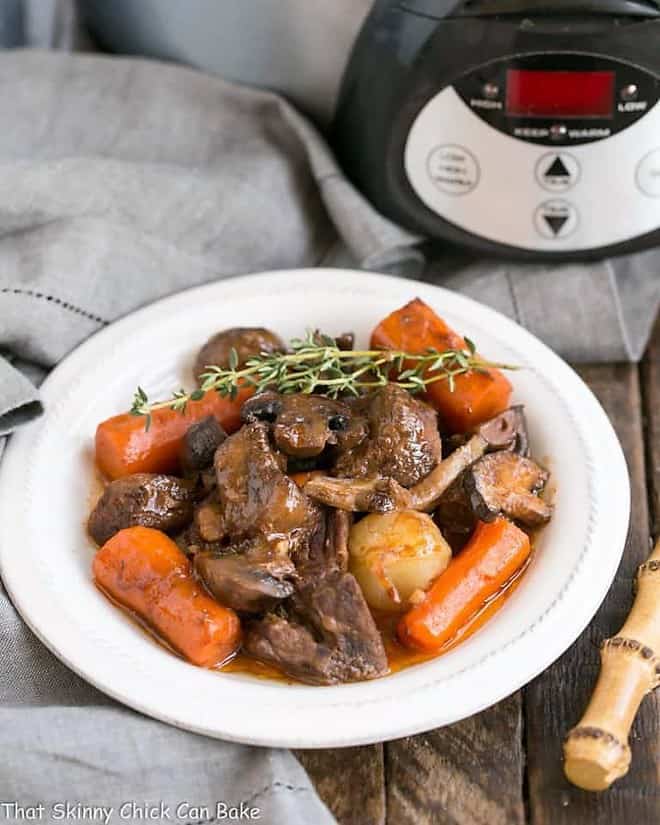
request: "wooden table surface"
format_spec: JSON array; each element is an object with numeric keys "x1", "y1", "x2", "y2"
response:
[{"x1": 296, "y1": 315, "x2": 660, "y2": 825}]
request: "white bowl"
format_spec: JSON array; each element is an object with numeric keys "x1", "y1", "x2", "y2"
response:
[{"x1": 0, "y1": 269, "x2": 630, "y2": 748}]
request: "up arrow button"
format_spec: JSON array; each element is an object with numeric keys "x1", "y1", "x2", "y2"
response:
[
  {"x1": 536, "y1": 152, "x2": 580, "y2": 192},
  {"x1": 545, "y1": 156, "x2": 571, "y2": 178}
]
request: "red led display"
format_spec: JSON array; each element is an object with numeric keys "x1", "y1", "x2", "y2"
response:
[{"x1": 506, "y1": 70, "x2": 615, "y2": 119}]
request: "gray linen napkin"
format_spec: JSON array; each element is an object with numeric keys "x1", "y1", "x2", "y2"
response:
[{"x1": 0, "y1": 43, "x2": 658, "y2": 825}]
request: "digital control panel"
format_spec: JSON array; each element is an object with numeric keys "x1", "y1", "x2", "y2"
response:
[
  {"x1": 452, "y1": 54, "x2": 658, "y2": 147},
  {"x1": 404, "y1": 54, "x2": 660, "y2": 252}
]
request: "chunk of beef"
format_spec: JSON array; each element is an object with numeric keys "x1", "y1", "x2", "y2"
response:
[
  {"x1": 88, "y1": 474, "x2": 194, "y2": 546},
  {"x1": 194, "y1": 327, "x2": 284, "y2": 383},
  {"x1": 244, "y1": 571, "x2": 388, "y2": 685},
  {"x1": 179, "y1": 416, "x2": 227, "y2": 475},
  {"x1": 242, "y1": 392, "x2": 367, "y2": 459},
  {"x1": 293, "y1": 507, "x2": 352, "y2": 585},
  {"x1": 333, "y1": 385, "x2": 441, "y2": 488},
  {"x1": 214, "y1": 422, "x2": 320, "y2": 547}
]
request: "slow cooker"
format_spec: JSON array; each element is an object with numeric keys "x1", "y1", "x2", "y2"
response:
[
  {"x1": 80, "y1": 0, "x2": 659, "y2": 260},
  {"x1": 334, "y1": 0, "x2": 660, "y2": 260}
]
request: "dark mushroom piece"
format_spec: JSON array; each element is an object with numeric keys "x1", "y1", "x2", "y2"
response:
[
  {"x1": 194, "y1": 327, "x2": 284, "y2": 384},
  {"x1": 464, "y1": 451, "x2": 552, "y2": 527},
  {"x1": 179, "y1": 415, "x2": 227, "y2": 475},
  {"x1": 433, "y1": 476, "x2": 480, "y2": 553},
  {"x1": 195, "y1": 552, "x2": 295, "y2": 614},
  {"x1": 478, "y1": 405, "x2": 530, "y2": 456},
  {"x1": 88, "y1": 474, "x2": 194, "y2": 546},
  {"x1": 241, "y1": 392, "x2": 367, "y2": 459},
  {"x1": 312, "y1": 330, "x2": 355, "y2": 351}
]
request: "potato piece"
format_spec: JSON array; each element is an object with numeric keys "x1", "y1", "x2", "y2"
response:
[{"x1": 349, "y1": 511, "x2": 451, "y2": 613}]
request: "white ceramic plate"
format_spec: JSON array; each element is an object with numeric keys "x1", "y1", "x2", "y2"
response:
[{"x1": 0, "y1": 269, "x2": 630, "y2": 748}]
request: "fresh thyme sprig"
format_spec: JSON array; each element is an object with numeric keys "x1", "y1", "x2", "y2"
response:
[{"x1": 130, "y1": 330, "x2": 517, "y2": 426}]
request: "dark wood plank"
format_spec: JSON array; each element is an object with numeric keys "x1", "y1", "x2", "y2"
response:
[
  {"x1": 526, "y1": 363, "x2": 659, "y2": 825},
  {"x1": 641, "y1": 313, "x2": 660, "y2": 537},
  {"x1": 296, "y1": 746, "x2": 385, "y2": 825},
  {"x1": 385, "y1": 693, "x2": 525, "y2": 825}
]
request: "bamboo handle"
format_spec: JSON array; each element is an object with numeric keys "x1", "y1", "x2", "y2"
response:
[{"x1": 563, "y1": 538, "x2": 660, "y2": 791}]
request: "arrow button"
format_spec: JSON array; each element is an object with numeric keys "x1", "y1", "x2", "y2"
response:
[
  {"x1": 545, "y1": 156, "x2": 571, "y2": 179},
  {"x1": 534, "y1": 200, "x2": 579, "y2": 240},
  {"x1": 544, "y1": 214, "x2": 569, "y2": 236},
  {"x1": 536, "y1": 152, "x2": 580, "y2": 191}
]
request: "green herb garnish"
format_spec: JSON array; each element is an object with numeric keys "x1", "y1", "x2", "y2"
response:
[{"x1": 130, "y1": 331, "x2": 516, "y2": 423}]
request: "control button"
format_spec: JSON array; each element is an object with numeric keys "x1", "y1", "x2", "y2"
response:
[
  {"x1": 550, "y1": 124, "x2": 568, "y2": 141},
  {"x1": 534, "y1": 200, "x2": 579, "y2": 239},
  {"x1": 483, "y1": 82, "x2": 500, "y2": 100},
  {"x1": 636, "y1": 149, "x2": 660, "y2": 198},
  {"x1": 536, "y1": 152, "x2": 580, "y2": 192},
  {"x1": 620, "y1": 84, "x2": 639, "y2": 102},
  {"x1": 427, "y1": 145, "x2": 480, "y2": 196}
]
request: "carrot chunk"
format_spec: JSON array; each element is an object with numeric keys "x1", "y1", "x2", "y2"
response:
[
  {"x1": 371, "y1": 298, "x2": 512, "y2": 432},
  {"x1": 95, "y1": 388, "x2": 251, "y2": 479},
  {"x1": 397, "y1": 518, "x2": 530, "y2": 652},
  {"x1": 93, "y1": 526, "x2": 241, "y2": 668}
]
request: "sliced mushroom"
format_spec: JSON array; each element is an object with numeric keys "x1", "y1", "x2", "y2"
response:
[
  {"x1": 478, "y1": 405, "x2": 529, "y2": 456},
  {"x1": 194, "y1": 327, "x2": 284, "y2": 383},
  {"x1": 464, "y1": 451, "x2": 552, "y2": 527},
  {"x1": 195, "y1": 553, "x2": 295, "y2": 614},
  {"x1": 303, "y1": 475, "x2": 412, "y2": 513},
  {"x1": 179, "y1": 415, "x2": 227, "y2": 475},
  {"x1": 404, "y1": 434, "x2": 488, "y2": 512},
  {"x1": 241, "y1": 392, "x2": 367, "y2": 459}
]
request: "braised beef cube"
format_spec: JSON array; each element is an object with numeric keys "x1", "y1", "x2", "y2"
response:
[
  {"x1": 333, "y1": 384, "x2": 441, "y2": 488},
  {"x1": 244, "y1": 571, "x2": 388, "y2": 685}
]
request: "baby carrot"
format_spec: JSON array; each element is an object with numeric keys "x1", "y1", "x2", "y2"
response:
[
  {"x1": 95, "y1": 388, "x2": 251, "y2": 479},
  {"x1": 93, "y1": 526, "x2": 241, "y2": 668},
  {"x1": 371, "y1": 298, "x2": 512, "y2": 432},
  {"x1": 397, "y1": 518, "x2": 530, "y2": 652}
]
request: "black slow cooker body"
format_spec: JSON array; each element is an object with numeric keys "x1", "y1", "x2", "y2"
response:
[{"x1": 334, "y1": 0, "x2": 660, "y2": 261}]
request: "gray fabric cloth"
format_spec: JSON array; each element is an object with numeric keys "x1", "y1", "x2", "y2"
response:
[{"x1": 0, "y1": 32, "x2": 658, "y2": 825}]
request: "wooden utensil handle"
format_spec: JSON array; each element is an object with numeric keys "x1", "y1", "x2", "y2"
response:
[{"x1": 563, "y1": 539, "x2": 660, "y2": 791}]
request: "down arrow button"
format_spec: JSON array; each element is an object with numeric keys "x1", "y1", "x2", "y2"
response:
[{"x1": 534, "y1": 199, "x2": 579, "y2": 240}]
